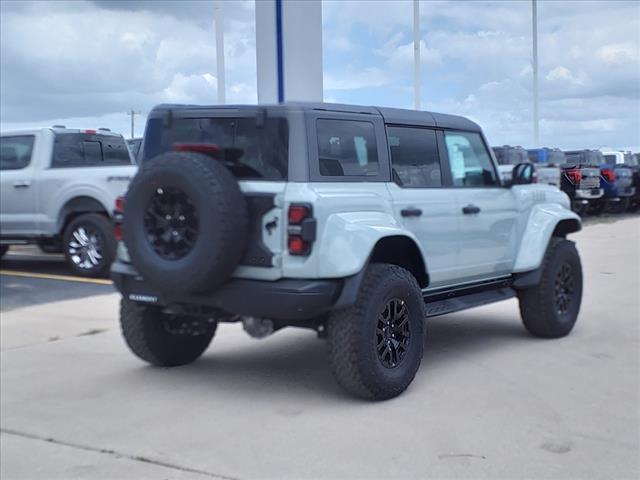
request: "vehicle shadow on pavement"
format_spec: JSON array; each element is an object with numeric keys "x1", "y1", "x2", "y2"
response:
[{"x1": 129, "y1": 310, "x2": 530, "y2": 402}]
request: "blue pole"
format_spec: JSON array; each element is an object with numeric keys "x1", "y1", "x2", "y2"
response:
[{"x1": 275, "y1": 0, "x2": 284, "y2": 103}]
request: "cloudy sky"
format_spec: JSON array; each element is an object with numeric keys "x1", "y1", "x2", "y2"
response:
[{"x1": 1, "y1": 0, "x2": 638, "y2": 150}]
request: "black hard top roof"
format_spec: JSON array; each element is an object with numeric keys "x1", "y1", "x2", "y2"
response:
[{"x1": 150, "y1": 102, "x2": 482, "y2": 132}]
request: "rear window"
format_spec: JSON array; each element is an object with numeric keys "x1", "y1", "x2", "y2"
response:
[
  {"x1": 604, "y1": 154, "x2": 617, "y2": 165},
  {"x1": 53, "y1": 133, "x2": 132, "y2": 167},
  {"x1": 141, "y1": 116, "x2": 289, "y2": 181},
  {"x1": 0, "y1": 135, "x2": 34, "y2": 170}
]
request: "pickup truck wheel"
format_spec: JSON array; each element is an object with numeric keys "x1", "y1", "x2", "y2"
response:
[
  {"x1": 120, "y1": 299, "x2": 216, "y2": 367},
  {"x1": 518, "y1": 238, "x2": 582, "y2": 338},
  {"x1": 63, "y1": 213, "x2": 116, "y2": 277},
  {"x1": 0, "y1": 245, "x2": 8, "y2": 259},
  {"x1": 327, "y1": 264, "x2": 425, "y2": 400}
]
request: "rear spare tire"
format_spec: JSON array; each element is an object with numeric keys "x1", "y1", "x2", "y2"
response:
[{"x1": 123, "y1": 152, "x2": 248, "y2": 294}]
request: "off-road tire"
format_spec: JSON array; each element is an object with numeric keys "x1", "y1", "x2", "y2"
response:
[
  {"x1": 518, "y1": 237, "x2": 582, "y2": 338},
  {"x1": 0, "y1": 245, "x2": 8, "y2": 259},
  {"x1": 327, "y1": 263, "x2": 425, "y2": 400},
  {"x1": 607, "y1": 197, "x2": 630, "y2": 214},
  {"x1": 63, "y1": 213, "x2": 116, "y2": 277},
  {"x1": 120, "y1": 298, "x2": 216, "y2": 367},
  {"x1": 588, "y1": 201, "x2": 605, "y2": 216},
  {"x1": 123, "y1": 152, "x2": 248, "y2": 294}
]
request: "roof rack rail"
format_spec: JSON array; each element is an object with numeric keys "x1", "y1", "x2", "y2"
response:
[{"x1": 51, "y1": 125, "x2": 66, "y2": 128}]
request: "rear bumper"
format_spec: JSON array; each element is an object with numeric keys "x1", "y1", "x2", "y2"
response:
[
  {"x1": 574, "y1": 188, "x2": 603, "y2": 199},
  {"x1": 111, "y1": 261, "x2": 344, "y2": 321}
]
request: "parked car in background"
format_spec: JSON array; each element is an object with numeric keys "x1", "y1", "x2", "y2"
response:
[
  {"x1": 601, "y1": 150, "x2": 637, "y2": 212},
  {"x1": 127, "y1": 138, "x2": 142, "y2": 163},
  {"x1": 0, "y1": 126, "x2": 137, "y2": 276},
  {"x1": 493, "y1": 145, "x2": 560, "y2": 187},
  {"x1": 560, "y1": 150, "x2": 604, "y2": 216}
]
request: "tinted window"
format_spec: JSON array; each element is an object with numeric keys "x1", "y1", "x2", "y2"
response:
[
  {"x1": 83, "y1": 141, "x2": 103, "y2": 164},
  {"x1": 141, "y1": 117, "x2": 288, "y2": 180},
  {"x1": 0, "y1": 135, "x2": 34, "y2": 170},
  {"x1": 387, "y1": 126, "x2": 441, "y2": 187},
  {"x1": 53, "y1": 133, "x2": 132, "y2": 167},
  {"x1": 444, "y1": 131, "x2": 498, "y2": 187},
  {"x1": 317, "y1": 119, "x2": 378, "y2": 177},
  {"x1": 102, "y1": 138, "x2": 131, "y2": 164},
  {"x1": 604, "y1": 154, "x2": 616, "y2": 165}
]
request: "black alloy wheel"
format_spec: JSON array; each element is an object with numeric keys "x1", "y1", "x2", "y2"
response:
[
  {"x1": 554, "y1": 262, "x2": 575, "y2": 316},
  {"x1": 144, "y1": 186, "x2": 199, "y2": 260},
  {"x1": 376, "y1": 298, "x2": 411, "y2": 368}
]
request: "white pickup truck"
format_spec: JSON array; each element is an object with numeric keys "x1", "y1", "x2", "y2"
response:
[{"x1": 0, "y1": 127, "x2": 137, "y2": 276}]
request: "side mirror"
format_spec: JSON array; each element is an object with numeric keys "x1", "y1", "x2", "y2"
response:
[{"x1": 512, "y1": 162, "x2": 535, "y2": 185}]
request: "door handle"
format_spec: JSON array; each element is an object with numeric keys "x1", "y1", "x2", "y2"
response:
[
  {"x1": 12, "y1": 181, "x2": 31, "y2": 188},
  {"x1": 462, "y1": 204, "x2": 481, "y2": 215},
  {"x1": 401, "y1": 207, "x2": 423, "y2": 217}
]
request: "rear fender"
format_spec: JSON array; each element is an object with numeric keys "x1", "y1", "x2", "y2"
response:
[
  {"x1": 513, "y1": 203, "x2": 581, "y2": 273},
  {"x1": 316, "y1": 211, "x2": 427, "y2": 280}
]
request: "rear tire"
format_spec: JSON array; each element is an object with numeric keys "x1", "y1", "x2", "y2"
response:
[
  {"x1": 120, "y1": 299, "x2": 216, "y2": 367},
  {"x1": 327, "y1": 264, "x2": 425, "y2": 400},
  {"x1": 518, "y1": 237, "x2": 582, "y2": 338},
  {"x1": 63, "y1": 213, "x2": 116, "y2": 277}
]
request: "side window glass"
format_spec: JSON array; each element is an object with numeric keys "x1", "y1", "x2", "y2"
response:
[
  {"x1": 317, "y1": 119, "x2": 379, "y2": 177},
  {"x1": 0, "y1": 135, "x2": 34, "y2": 170},
  {"x1": 53, "y1": 134, "x2": 85, "y2": 167},
  {"x1": 444, "y1": 131, "x2": 498, "y2": 187},
  {"x1": 387, "y1": 126, "x2": 441, "y2": 187}
]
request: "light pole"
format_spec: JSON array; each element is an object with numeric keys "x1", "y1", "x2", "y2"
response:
[
  {"x1": 532, "y1": 0, "x2": 539, "y2": 146},
  {"x1": 215, "y1": 2, "x2": 226, "y2": 104},
  {"x1": 413, "y1": 0, "x2": 421, "y2": 110},
  {"x1": 127, "y1": 109, "x2": 140, "y2": 139}
]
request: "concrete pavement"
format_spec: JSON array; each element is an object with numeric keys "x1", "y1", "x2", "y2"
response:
[{"x1": 1, "y1": 217, "x2": 639, "y2": 479}]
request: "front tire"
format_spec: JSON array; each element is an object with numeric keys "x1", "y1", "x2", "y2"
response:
[
  {"x1": 327, "y1": 264, "x2": 425, "y2": 400},
  {"x1": 63, "y1": 213, "x2": 116, "y2": 277},
  {"x1": 120, "y1": 299, "x2": 216, "y2": 367},
  {"x1": 0, "y1": 245, "x2": 8, "y2": 259},
  {"x1": 518, "y1": 238, "x2": 583, "y2": 338}
]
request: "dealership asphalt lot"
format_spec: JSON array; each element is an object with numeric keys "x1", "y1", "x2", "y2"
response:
[{"x1": 1, "y1": 216, "x2": 639, "y2": 480}]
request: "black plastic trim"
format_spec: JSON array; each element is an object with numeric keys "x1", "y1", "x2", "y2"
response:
[
  {"x1": 241, "y1": 193, "x2": 276, "y2": 267},
  {"x1": 111, "y1": 261, "x2": 342, "y2": 321}
]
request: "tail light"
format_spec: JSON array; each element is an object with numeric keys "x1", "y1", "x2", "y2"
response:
[
  {"x1": 113, "y1": 196, "x2": 125, "y2": 241},
  {"x1": 566, "y1": 169, "x2": 582, "y2": 184},
  {"x1": 287, "y1": 204, "x2": 316, "y2": 256},
  {"x1": 602, "y1": 168, "x2": 616, "y2": 182}
]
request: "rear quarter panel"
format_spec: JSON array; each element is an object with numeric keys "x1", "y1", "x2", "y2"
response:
[
  {"x1": 38, "y1": 164, "x2": 137, "y2": 235},
  {"x1": 282, "y1": 182, "x2": 426, "y2": 279}
]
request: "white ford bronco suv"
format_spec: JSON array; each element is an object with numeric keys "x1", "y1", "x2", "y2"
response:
[
  {"x1": 112, "y1": 103, "x2": 583, "y2": 400},
  {"x1": 0, "y1": 127, "x2": 136, "y2": 276}
]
